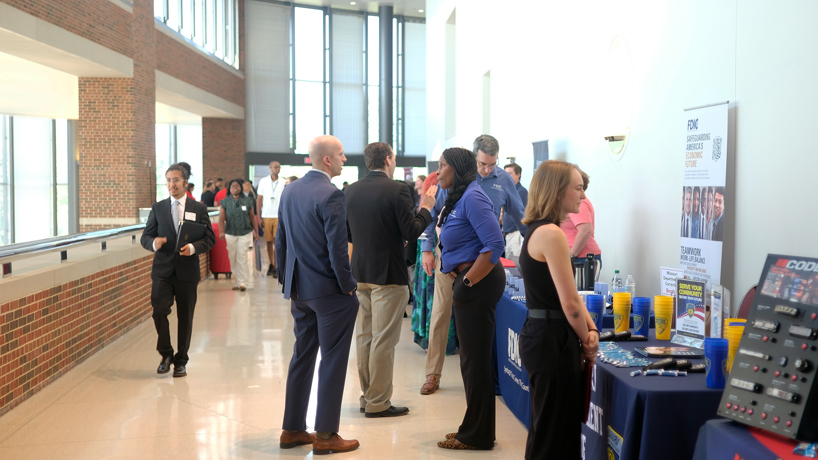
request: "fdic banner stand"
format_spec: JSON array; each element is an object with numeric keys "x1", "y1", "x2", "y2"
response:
[{"x1": 675, "y1": 101, "x2": 729, "y2": 347}]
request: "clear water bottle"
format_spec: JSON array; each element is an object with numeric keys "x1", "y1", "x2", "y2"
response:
[
  {"x1": 608, "y1": 270, "x2": 623, "y2": 304},
  {"x1": 626, "y1": 275, "x2": 636, "y2": 301}
]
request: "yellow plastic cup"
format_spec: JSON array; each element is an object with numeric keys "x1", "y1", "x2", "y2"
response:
[
  {"x1": 613, "y1": 302, "x2": 631, "y2": 333},
  {"x1": 654, "y1": 306, "x2": 673, "y2": 340}
]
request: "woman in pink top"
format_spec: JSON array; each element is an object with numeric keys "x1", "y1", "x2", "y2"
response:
[{"x1": 559, "y1": 168, "x2": 602, "y2": 264}]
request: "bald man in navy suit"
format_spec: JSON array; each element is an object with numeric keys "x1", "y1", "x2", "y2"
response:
[{"x1": 276, "y1": 135, "x2": 360, "y2": 455}]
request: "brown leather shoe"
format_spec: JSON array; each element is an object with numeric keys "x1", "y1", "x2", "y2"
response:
[
  {"x1": 313, "y1": 433, "x2": 360, "y2": 455},
  {"x1": 420, "y1": 376, "x2": 440, "y2": 395},
  {"x1": 279, "y1": 430, "x2": 315, "y2": 449}
]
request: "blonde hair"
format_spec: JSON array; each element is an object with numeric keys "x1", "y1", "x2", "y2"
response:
[{"x1": 522, "y1": 160, "x2": 577, "y2": 225}]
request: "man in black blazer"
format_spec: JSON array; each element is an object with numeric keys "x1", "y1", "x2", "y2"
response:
[
  {"x1": 276, "y1": 135, "x2": 360, "y2": 455},
  {"x1": 141, "y1": 163, "x2": 215, "y2": 378},
  {"x1": 345, "y1": 142, "x2": 437, "y2": 418}
]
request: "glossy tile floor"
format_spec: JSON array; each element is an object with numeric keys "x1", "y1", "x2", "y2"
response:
[{"x1": 0, "y1": 272, "x2": 527, "y2": 459}]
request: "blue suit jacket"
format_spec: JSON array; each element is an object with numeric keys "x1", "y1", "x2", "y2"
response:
[{"x1": 275, "y1": 170, "x2": 357, "y2": 300}]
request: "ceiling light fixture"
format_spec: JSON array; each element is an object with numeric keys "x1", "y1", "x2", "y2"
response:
[
  {"x1": 350, "y1": 1, "x2": 356, "y2": 4},
  {"x1": 419, "y1": 9, "x2": 424, "y2": 12}
]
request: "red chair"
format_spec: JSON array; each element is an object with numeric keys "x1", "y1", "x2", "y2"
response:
[{"x1": 737, "y1": 284, "x2": 758, "y2": 319}]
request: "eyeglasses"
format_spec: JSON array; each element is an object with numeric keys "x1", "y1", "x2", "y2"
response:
[
  {"x1": 477, "y1": 159, "x2": 497, "y2": 170},
  {"x1": 166, "y1": 178, "x2": 184, "y2": 185}
]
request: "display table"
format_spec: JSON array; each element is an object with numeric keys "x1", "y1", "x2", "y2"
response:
[
  {"x1": 693, "y1": 419, "x2": 803, "y2": 460},
  {"x1": 495, "y1": 293, "x2": 723, "y2": 460}
]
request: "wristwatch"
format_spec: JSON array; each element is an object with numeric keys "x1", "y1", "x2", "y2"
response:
[{"x1": 463, "y1": 277, "x2": 473, "y2": 287}]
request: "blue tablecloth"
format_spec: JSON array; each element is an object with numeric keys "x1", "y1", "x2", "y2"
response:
[
  {"x1": 581, "y1": 338, "x2": 723, "y2": 460},
  {"x1": 494, "y1": 293, "x2": 723, "y2": 460},
  {"x1": 693, "y1": 419, "x2": 789, "y2": 460},
  {"x1": 495, "y1": 293, "x2": 531, "y2": 429}
]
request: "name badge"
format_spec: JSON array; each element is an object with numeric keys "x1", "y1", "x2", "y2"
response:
[
  {"x1": 184, "y1": 212, "x2": 196, "y2": 221},
  {"x1": 241, "y1": 206, "x2": 247, "y2": 211}
]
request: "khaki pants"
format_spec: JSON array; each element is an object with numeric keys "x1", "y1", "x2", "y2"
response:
[
  {"x1": 424, "y1": 246, "x2": 455, "y2": 379},
  {"x1": 225, "y1": 232, "x2": 252, "y2": 288},
  {"x1": 356, "y1": 282, "x2": 410, "y2": 412},
  {"x1": 505, "y1": 230, "x2": 522, "y2": 257}
]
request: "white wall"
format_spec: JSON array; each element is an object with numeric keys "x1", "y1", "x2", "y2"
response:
[{"x1": 426, "y1": 0, "x2": 818, "y2": 313}]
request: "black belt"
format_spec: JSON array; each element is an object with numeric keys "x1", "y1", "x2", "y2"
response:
[{"x1": 528, "y1": 309, "x2": 566, "y2": 320}]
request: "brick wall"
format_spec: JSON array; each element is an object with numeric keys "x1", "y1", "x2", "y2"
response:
[
  {"x1": 155, "y1": 32, "x2": 245, "y2": 107},
  {"x1": 203, "y1": 118, "x2": 247, "y2": 183},
  {"x1": 0, "y1": 254, "x2": 212, "y2": 416},
  {"x1": 0, "y1": 0, "x2": 133, "y2": 57}
]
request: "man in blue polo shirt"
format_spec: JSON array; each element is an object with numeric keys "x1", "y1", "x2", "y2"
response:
[
  {"x1": 502, "y1": 162, "x2": 528, "y2": 257},
  {"x1": 417, "y1": 134, "x2": 526, "y2": 396}
]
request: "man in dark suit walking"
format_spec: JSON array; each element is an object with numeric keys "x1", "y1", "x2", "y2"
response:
[
  {"x1": 345, "y1": 142, "x2": 437, "y2": 418},
  {"x1": 141, "y1": 163, "x2": 215, "y2": 378},
  {"x1": 276, "y1": 135, "x2": 360, "y2": 455}
]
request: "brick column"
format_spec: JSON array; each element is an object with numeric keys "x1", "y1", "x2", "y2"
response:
[
  {"x1": 77, "y1": 1, "x2": 155, "y2": 232},
  {"x1": 203, "y1": 118, "x2": 246, "y2": 184}
]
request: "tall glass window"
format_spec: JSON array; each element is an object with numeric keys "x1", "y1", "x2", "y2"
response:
[
  {"x1": 155, "y1": 124, "x2": 203, "y2": 202},
  {"x1": 366, "y1": 15, "x2": 380, "y2": 146},
  {"x1": 13, "y1": 117, "x2": 55, "y2": 244},
  {"x1": 154, "y1": 0, "x2": 240, "y2": 69},
  {"x1": 0, "y1": 116, "x2": 12, "y2": 245},
  {"x1": 293, "y1": 7, "x2": 328, "y2": 154}
]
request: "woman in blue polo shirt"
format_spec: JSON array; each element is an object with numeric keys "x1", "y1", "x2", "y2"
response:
[{"x1": 434, "y1": 147, "x2": 505, "y2": 451}]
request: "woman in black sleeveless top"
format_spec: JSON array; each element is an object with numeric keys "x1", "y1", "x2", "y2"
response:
[{"x1": 518, "y1": 160, "x2": 600, "y2": 460}]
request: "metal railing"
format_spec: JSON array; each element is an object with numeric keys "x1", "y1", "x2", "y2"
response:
[{"x1": 0, "y1": 209, "x2": 219, "y2": 278}]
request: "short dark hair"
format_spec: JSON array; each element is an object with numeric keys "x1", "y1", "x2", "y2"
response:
[
  {"x1": 166, "y1": 163, "x2": 190, "y2": 180},
  {"x1": 216, "y1": 178, "x2": 223, "y2": 182},
  {"x1": 504, "y1": 163, "x2": 521, "y2": 176},
  {"x1": 714, "y1": 186, "x2": 725, "y2": 197},
  {"x1": 364, "y1": 142, "x2": 393, "y2": 171},
  {"x1": 226, "y1": 178, "x2": 244, "y2": 194},
  {"x1": 187, "y1": 183, "x2": 195, "y2": 191},
  {"x1": 473, "y1": 134, "x2": 499, "y2": 157}
]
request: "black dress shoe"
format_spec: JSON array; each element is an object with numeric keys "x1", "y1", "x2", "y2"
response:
[
  {"x1": 266, "y1": 264, "x2": 274, "y2": 276},
  {"x1": 365, "y1": 406, "x2": 409, "y2": 418},
  {"x1": 157, "y1": 356, "x2": 172, "y2": 374},
  {"x1": 271, "y1": 266, "x2": 278, "y2": 279},
  {"x1": 173, "y1": 365, "x2": 187, "y2": 378}
]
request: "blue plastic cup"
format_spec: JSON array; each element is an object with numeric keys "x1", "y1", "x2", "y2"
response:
[
  {"x1": 705, "y1": 338, "x2": 729, "y2": 388},
  {"x1": 586, "y1": 295, "x2": 605, "y2": 331},
  {"x1": 632, "y1": 297, "x2": 651, "y2": 336}
]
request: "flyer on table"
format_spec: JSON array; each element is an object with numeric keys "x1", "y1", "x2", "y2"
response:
[
  {"x1": 675, "y1": 279, "x2": 706, "y2": 340},
  {"x1": 678, "y1": 103, "x2": 728, "y2": 302}
]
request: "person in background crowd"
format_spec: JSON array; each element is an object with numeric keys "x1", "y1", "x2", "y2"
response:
[
  {"x1": 218, "y1": 179, "x2": 258, "y2": 291},
  {"x1": 285, "y1": 175, "x2": 299, "y2": 185},
  {"x1": 411, "y1": 174, "x2": 459, "y2": 355},
  {"x1": 519, "y1": 160, "x2": 599, "y2": 460},
  {"x1": 345, "y1": 142, "x2": 436, "y2": 419},
  {"x1": 560, "y1": 168, "x2": 602, "y2": 266},
  {"x1": 214, "y1": 178, "x2": 223, "y2": 193},
  {"x1": 257, "y1": 161, "x2": 286, "y2": 278},
  {"x1": 276, "y1": 135, "x2": 360, "y2": 455},
  {"x1": 201, "y1": 180, "x2": 216, "y2": 207},
  {"x1": 712, "y1": 186, "x2": 725, "y2": 242},
  {"x1": 213, "y1": 185, "x2": 228, "y2": 207},
  {"x1": 418, "y1": 134, "x2": 525, "y2": 397},
  {"x1": 681, "y1": 186, "x2": 692, "y2": 238},
  {"x1": 414, "y1": 175, "x2": 427, "y2": 197},
  {"x1": 502, "y1": 163, "x2": 528, "y2": 257},
  {"x1": 691, "y1": 187, "x2": 701, "y2": 239},
  {"x1": 140, "y1": 163, "x2": 215, "y2": 378},
  {"x1": 342, "y1": 181, "x2": 349, "y2": 192},
  {"x1": 243, "y1": 180, "x2": 258, "y2": 216},
  {"x1": 186, "y1": 183, "x2": 195, "y2": 201},
  {"x1": 434, "y1": 147, "x2": 505, "y2": 451}
]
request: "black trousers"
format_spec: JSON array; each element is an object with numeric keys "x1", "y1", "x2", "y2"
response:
[
  {"x1": 451, "y1": 261, "x2": 505, "y2": 449},
  {"x1": 519, "y1": 317, "x2": 583, "y2": 460},
  {"x1": 151, "y1": 273, "x2": 198, "y2": 366}
]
